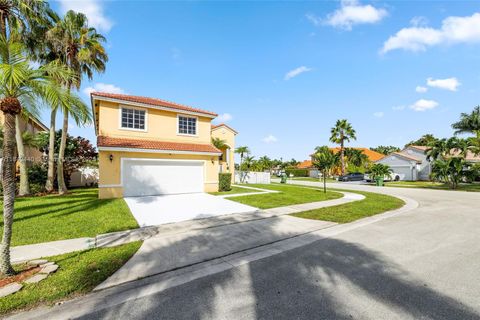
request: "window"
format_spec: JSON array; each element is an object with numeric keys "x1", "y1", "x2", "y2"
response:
[
  {"x1": 178, "y1": 116, "x2": 197, "y2": 135},
  {"x1": 121, "y1": 108, "x2": 146, "y2": 130}
]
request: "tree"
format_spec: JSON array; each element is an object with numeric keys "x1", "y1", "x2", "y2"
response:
[
  {"x1": 211, "y1": 137, "x2": 227, "y2": 150},
  {"x1": 452, "y1": 106, "x2": 480, "y2": 139},
  {"x1": 258, "y1": 156, "x2": 272, "y2": 172},
  {"x1": 312, "y1": 146, "x2": 339, "y2": 193},
  {"x1": 344, "y1": 148, "x2": 369, "y2": 169},
  {"x1": 369, "y1": 163, "x2": 393, "y2": 183},
  {"x1": 330, "y1": 119, "x2": 356, "y2": 176},
  {"x1": 45, "y1": 10, "x2": 106, "y2": 194},
  {"x1": 370, "y1": 145, "x2": 400, "y2": 155},
  {"x1": 235, "y1": 146, "x2": 250, "y2": 183},
  {"x1": 431, "y1": 157, "x2": 467, "y2": 190},
  {"x1": 241, "y1": 156, "x2": 255, "y2": 172},
  {"x1": 0, "y1": 35, "x2": 81, "y2": 276},
  {"x1": 426, "y1": 137, "x2": 470, "y2": 161},
  {"x1": 405, "y1": 134, "x2": 437, "y2": 148}
]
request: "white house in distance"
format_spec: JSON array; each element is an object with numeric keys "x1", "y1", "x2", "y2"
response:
[
  {"x1": 376, "y1": 145, "x2": 480, "y2": 181},
  {"x1": 376, "y1": 146, "x2": 430, "y2": 181}
]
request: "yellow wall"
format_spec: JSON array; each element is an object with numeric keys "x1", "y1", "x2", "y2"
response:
[
  {"x1": 98, "y1": 150, "x2": 219, "y2": 198},
  {"x1": 211, "y1": 126, "x2": 236, "y2": 181},
  {"x1": 97, "y1": 100, "x2": 213, "y2": 143}
]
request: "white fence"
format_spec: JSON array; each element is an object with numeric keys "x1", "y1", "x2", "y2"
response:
[
  {"x1": 235, "y1": 171, "x2": 271, "y2": 184},
  {"x1": 70, "y1": 167, "x2": 99, "y2": 187}
]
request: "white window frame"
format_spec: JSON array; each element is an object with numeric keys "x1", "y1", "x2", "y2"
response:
[
  {"x1": 119, "y1": 106, "x2": 148, "y2": 132},
  {"x1": 177, "y1": 114, "x2": 198, "y2": 137}
]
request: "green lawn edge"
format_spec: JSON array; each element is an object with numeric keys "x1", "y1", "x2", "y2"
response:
[
  {"x1": 0, "y1": 241, "x2": 142, "y2": 316},
  {"x1": 292, "y1": 189, "x2": 405, "y2": 223}
]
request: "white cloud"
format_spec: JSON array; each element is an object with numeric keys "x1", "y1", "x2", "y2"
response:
[
  {"x1": 410, "y1": 16, "x2": 429, "y2": 27},
  {"x1": 83, "y1": 83, "x2": 125, "y2": 96},
  {"x1": 262, "y1": 134, "x2": 278, "y2": 143},
  {"x1": 392, "y1": 105, "x2": 406, "y2": 111},
  {"x1": 415, "y1": 86, "x2": 428, "y2": 93},
  {"x1": 320, "y1": 0, "x2": 388, "y2": 30},
  {"x1": 284, "y1": 66, "x2": 312, "y2": 80},
  {"x1": 58, "y1": 0, "x2": 113, "y2": 32},
  {"x1": 373, "y1": 111, "x2": 384, "y2": 118},
  {"x1": 215, "y1": 113, "x2": 233, "y2": 123},
  {"x1": 426, "y1": 77, "x2": 461, "y2": 91},
  {"x1": 306, "y1": 13, "x2": 322, "y2": 26},
  {"x1": 381, "y1": 12, "x2": 480, "y2": 53},
  {"x1": 409, "y1": 99, "x2": 439, "y2": 112}
]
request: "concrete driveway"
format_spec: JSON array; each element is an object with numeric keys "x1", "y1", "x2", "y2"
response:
[{"x1": 124, "y1": 193, "x2": 258, "y2": 226}]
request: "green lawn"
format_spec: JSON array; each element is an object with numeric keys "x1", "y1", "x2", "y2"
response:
[
  {"x1": 229, "y1": 184, "x2": 343, "y2": 209},
  {"x1": 1, "y1": 188, "x2": 138, "y2": 246},
  {"x1": 289, "y1": 177, "x2": 338, "y2": 183},
  {"x1": 209, "y1": 186, "x2": 258, "y2": 196},
  {"x1": 384, "y1": 181, "x2": 480, "y2": 192},
  {"x1": 0, "y1": 241, "x2": 141, "y2": 315},
  {"x1": 293, "y1": 190, "x2": 404, "y2": 223}
]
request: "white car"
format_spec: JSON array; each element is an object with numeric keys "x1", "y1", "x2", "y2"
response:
[{"x1": 364, "y1": 172, "x2": 402, "y2": 182}]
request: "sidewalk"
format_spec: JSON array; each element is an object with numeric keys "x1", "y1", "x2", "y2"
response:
[{"x1": 11, "y1": 191, "x2": 364, "y2": 265}]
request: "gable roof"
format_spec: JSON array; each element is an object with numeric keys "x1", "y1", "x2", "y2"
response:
[
  {"x1": 407, "y1": 145, "x2": 430, "y2": 152},
  {"x1": 97, "y1": 136, "x2": 222, "y2": 155},
  {"x1": 297, "y1": 160, "x2": 313, "y2": 169},
  {"x1": 329, "y1": 147, "x2": 385, "y2": 162},
  {"x1": 389, "y1": 152, "x2": 422, "y2": 163},
  {"x1": 91, "y1": 92, "x2": 218, "y2": 117},
  {"x1": 211, "y1": 123, "x2": 238, "y2": 134}
]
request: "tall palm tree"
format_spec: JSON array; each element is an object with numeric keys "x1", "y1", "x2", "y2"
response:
[
  {"x1": 45, "y1": 10, "x2": 106, "y2": 194},
  {"x1": 330, "y1": 119, "x2": 356, "y2": 176},
  {"x1": 0, "y1": 35, "x2": 82, "y2": 276},
  {"x1": 452, "y1": 106, "x2": 480, "y2": 139},
  {"x1": 312, "y1": 146, "x2": 339, "y2": 193},
  {"x1": 235, "y1": 146, "x2": 250, "y2": 183}
]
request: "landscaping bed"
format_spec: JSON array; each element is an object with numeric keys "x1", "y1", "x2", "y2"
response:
[
  {"x1": 229, "y1": 184, "x2": 342, "y2": 209},
  {"x1": 209, "y1": 186, "x2": 258, "y2": 196},
  {"x1": 0, "y1": 241, "x2": 141, "y2": 316},
  {"x1": 0, "y1": 188, "x2": 138, "y2": 246},
  {"x1": 293, "y1": 189, "x2": 404, "y2": 223}
]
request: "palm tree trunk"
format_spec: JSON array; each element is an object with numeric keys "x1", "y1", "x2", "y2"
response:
[
  {"x1": 323, "y1": 170, "x2": 326, "y2": 193},
  {"x1": 45, "y1": 108, "x2": 57, "y2": 192},
  {"x1": 15, "y1": 115, "x2": 30, "y2": 196},
  {"x1": 0, "y1": 113, "x2": 17, "y2": 276},
  {"x1": 57, "y1": 109, "x2": 69, "y2": 194},
  {"x1": 340, "y1": 141, "x2": 345, "y2": 176},
  {"x1": 239, "y1": 154, "x2": 243, "y2": 183}
]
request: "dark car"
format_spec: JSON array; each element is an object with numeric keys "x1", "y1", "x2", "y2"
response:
[{"x1": 338, "y1": 172, "x2": 365, "y2": 182}]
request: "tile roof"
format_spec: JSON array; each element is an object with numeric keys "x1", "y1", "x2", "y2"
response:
[
  {"x1": 408, "y1": 145, "x2": 430, "y2": 151},
  {"x1": 297, "y1": 160, "x2": 313, "y2": 169},
  {"x1": 211, "y1": 123, "x2": 238, "y2": 134},
  {"x1": 329, "y1": 147, "x2": 386, "y2": 162},
  {"x1": 97, "y1": 136, "x2": 222, "y2": 154},
  {"x1": 392, "y1": 152, "x2": 422, "y2": 163},
  {"x1": 91, "y1": 92, "x2": 218, "y2": 117}
]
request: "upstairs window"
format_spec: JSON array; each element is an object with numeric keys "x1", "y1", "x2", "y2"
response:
[
  {"x1": 178, "y1": 116, "x2": 197, "y2": 135},
  {"x1": 121, "y1": 108, "x2": 146, "y2": 130}
]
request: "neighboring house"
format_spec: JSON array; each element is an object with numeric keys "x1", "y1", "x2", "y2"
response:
[
  {"x1": 298, "y1": 147, "x2": 385, "y2": 177},
  {"x1": 91, "y1": 92, "x2": 236, "y2": 198},
  {"x1": 377, "y1": 145, "x2": 480, "y2": 181},
  {"x1": 0, "y1": 113, "x2": 48, "y2": 165}
]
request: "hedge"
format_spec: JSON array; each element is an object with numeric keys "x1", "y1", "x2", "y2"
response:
[
  {"x1": 219, "y1": 173, "x2": 232, "y2": 192},
  {"x1": 285, "y1": 169, "x2": 309, "y2": 177}
]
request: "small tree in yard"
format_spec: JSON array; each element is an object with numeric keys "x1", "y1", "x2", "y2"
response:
[
  {"x1": 369, "y1": 163, "x2": 393, "y2": 185},
  {"x1": 235, "y1": 146, "x2": 250, "y2": 183},
  {"x1": 431, "y1": 157, "x2": 468, "y2": 190},
  {"x1": 312, "y1": 146, "x2": 339, "y2": 193}
]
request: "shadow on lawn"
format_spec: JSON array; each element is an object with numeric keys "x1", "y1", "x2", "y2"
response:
[{"x1": 79, "y1": 221, "x2": 479, "y2": 320}]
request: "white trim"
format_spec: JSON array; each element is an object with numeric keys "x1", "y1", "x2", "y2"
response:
[
  {"x1": 98, "y1": 146, "x2": 221, "y2": 156},
  {"x1": 91, "y1": 95, "x2": 217, "y2": 119},
  {"x1": 177, "y1": 114, "x2": 198, "y2": 137},
  {"x1": 119, "y1": 106, "x2": 148, "y2": 132}
]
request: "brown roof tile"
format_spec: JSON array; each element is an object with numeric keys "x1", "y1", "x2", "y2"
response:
[
  {"x1": 392, "y1": 152, "x2": 422, "y2": 163},
  {"x1": 98, "y1": 136, "x2": 221, "y2": 154},
  {"x1": 91, "y1": 92, "x2": 218, "y2": 117}
]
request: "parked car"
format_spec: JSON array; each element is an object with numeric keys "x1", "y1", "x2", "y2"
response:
[
  {"x1": 364, "y1": 173, "x2": 401, "y2": 182},
  {"x1": 338, "y1": 172, "x2": 364, "y2": 182}
]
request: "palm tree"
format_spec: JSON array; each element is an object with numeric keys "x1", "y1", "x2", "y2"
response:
[
  {"x1": 211, "y1": 137, "x2": 227, "y2": 150},
  {"x1": 45, "y1": 10, "x2": 106, "y2": 194},
  {"x1": 344, "y1": 148, "x2": 369, "y2": 169},
  {"x1": 312, "y1": 146, "x2": 339, "y2": 193},
  {"x1": 431, "y1": 157, "x2": 466, "y2": 189},
  {"x1": 258, "y1": 156, "x2": 272, "y2": 172},
  {"x1": 0, "y1": 35, "x2": 82, "y2": 276},
  {"x1": 330, "y1": 119, "x2": 356, "y2": 176},
  {"x1": 235, "y1": 146, "x2": 250, "y2": 183},
  {"x1": 369, "y1": 163, "x2": 393, "y2": 184},
  {"x1": 452, "y1": 106, "x2": 480, "y2": 139}
]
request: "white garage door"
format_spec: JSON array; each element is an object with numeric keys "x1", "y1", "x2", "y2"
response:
[
  {"x1": 391, "y1": 166, "x2": 413, "y2": 181},
  {"x1": 123, "y1": 159, "x2": 204, "y2": 197}
]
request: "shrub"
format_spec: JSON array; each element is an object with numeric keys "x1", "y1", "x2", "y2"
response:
[
  {"x1": 28, "y1": 163, "x2": 48, "y2": 185},
  {"x1": 29, "y1": 183, "x2": 46, "y2": 195},
  {"x1": 219, "y1": 173, "x2": 232, "y2": 192},
  {"x1": 285, "y1": 169, "x2": 309, "y2": 177}
]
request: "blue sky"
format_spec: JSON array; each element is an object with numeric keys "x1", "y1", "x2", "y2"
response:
[{"x1": 49, "y1": 0, "x2": 480, "y2": 161}]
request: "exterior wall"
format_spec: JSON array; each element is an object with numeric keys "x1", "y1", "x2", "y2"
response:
[
  {"x1": 211, "y1": 127, "x2": 236, "y2": 182},
  {"x1": 377, "y1": 155, "x2": 418, "y2": 181},
  {"x1": 402, "y1": 147, "x2": 431, "y2": 180},
  {"x1": 97, "y1": 100, "x2": 212, "y2": 144},
  {"x1": 98, "y1": 150, "x2": 219, "y2": 198}
]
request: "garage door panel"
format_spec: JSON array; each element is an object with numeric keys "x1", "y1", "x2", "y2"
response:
[{"x1": 123, "y1": 159, "x2": 204, "y2": 197}]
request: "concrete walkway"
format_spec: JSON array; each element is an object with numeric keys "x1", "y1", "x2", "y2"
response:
[{"x1": 10, "y1": 189, "x2": 363, "y2": 265}]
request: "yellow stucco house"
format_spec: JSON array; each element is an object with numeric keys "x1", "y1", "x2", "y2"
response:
[{"x1": 91, "y1": 92, "x2": 237, "y2": 199}]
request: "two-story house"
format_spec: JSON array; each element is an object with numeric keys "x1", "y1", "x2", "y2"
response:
[{"x1": 91, "y1": 92, "x2": 236, "y2": 198}]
